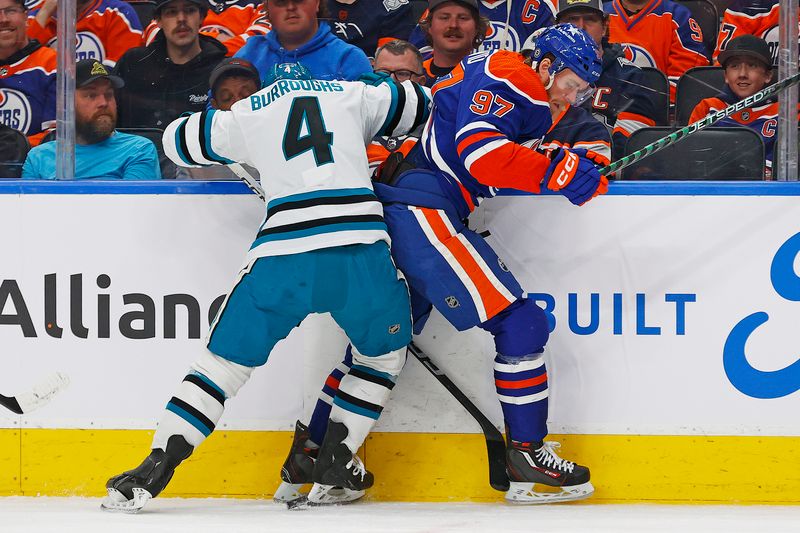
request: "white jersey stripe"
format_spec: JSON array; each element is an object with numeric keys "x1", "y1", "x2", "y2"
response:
[
  {"x1": 497, "y1": 390, "x2": 549, "y2": 405},
  {"x1": 456, "y1": 120, "x2": 501, "y2": 140},
  {"x1": 410, "y1": 207, "x2": 489, "y2": 322},
  {"x1": 494, "y1": 358, "x2": 546, "y2": 373},
  {"x1": 464, "y1": 138, "x2": 510, "y2": 173},
  {"x1": 435, "y1": 213, "x2": 517, "y2": 308}
]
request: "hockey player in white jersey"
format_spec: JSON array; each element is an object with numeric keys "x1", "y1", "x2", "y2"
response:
[{"x1": 101, "y1": 63, "x2": 430, "y2": 512}]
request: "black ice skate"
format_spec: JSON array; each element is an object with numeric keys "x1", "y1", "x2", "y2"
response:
[
  {"x1": 305, "y1": 420, "x2": 372, "y2": 506},
  {"x1": 273, "y1": 420, "x2": 318, "y2": 505},
  {"x1": 101, "y1": 435, "x2": 193, "y2": 513},
  {"x1": 505, "y1": 440, "x2": 594, "y2": 504}
]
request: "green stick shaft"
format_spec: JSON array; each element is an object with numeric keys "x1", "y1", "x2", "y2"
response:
[{"x1": 598, "y1": 72, "x2": 800, "y2": 176}]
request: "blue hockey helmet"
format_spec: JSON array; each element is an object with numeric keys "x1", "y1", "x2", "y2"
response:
[
  {"x1": 263, "y1": 62, "x2": 313, "y2": 86},
  {"x1": 528, "y1": 24, "x2": 602, "y2": 85}
]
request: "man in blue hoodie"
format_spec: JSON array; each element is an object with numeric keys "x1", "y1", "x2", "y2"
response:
[{"x1": 234, "y1": 0, "x2": 371, "y2": 81}]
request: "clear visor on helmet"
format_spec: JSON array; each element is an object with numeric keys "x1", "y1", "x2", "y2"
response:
[{"x1": 552, "y1": 69, "x2": 596, "y2": 106}]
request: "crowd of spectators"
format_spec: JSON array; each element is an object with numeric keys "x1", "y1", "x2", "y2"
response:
[{"x1": 0, "y1": 0, "x2": 797, "y2": 180}]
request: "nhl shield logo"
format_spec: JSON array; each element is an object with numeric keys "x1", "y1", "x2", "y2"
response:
[
  {"x1": 445, "y1": 296, "x2": 460, "y2": 308},
  {"x1": 383, "y1": 0, "x2": 408, "y2": 11},
  {"x1": 0, "y1": 88, "x2": 32, "y2": 134},
  {"x1": 0, "y1": 67, "x2": 7, "y2": 77},
  {"x1": 388, "y1": 323, "x2": 401, "y2": 334},
  {"x1": 741, "y1": 111, "x2": 750, "y2": 121},
  {"x1": 498, "y1": 258, "x2": 509, "y2": 272}
]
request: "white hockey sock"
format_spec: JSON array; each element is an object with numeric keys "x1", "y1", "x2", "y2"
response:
[
  {"x1": 329, "y1": 346, "x2": 406, "y2": 453},
  {"x1": 152, "y1": 349, "x2": 253, "y2": 450}
]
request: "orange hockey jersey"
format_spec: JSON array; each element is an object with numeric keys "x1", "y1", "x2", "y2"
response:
[
  {"x1": 27, "y1": 0, "x2": 143, "y2": 66},
  {"x1": 714, "y1": 0, "x2": 800, "y2": 66},
  {"x1": 604, "y1": 0, "x2": 709, "y2": 102},
  {"x1": 142, "y1": 0, "x2": 270, "y2": 56},
  {"x1": 0, "y1": 40, "x2": 56, "y2": 147}
]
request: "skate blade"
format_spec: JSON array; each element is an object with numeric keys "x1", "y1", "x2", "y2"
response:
[
  {"x1": 100, "y1": 487, "x2": 153, "y2": 513},
  {"x1": 273, "y1": 482, "x2": 307, "y2": 504},
  {"x1": 306, "y1": 483, "x2": 365, "y2": 506},
  {"x1": 504, "y1": 481, "x2": 594, "y2": 505}
]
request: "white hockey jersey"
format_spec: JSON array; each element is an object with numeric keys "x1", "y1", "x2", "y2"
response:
[{"x1": 163, "y1": 78, "x2": 429, "y2": 260}]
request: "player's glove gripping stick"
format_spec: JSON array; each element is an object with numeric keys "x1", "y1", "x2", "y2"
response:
[{"x1": 545, "y1": 148, "x2": 608, "y2": 205}]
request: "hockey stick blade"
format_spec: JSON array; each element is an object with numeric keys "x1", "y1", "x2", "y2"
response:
[
  {"x1": 408, "y1": 342, "x2": 510, "y2": 491},
  {"x1": 228, "y1": 163, "x2": 266, "y2": 202},
  {"x1": 598, "y1": 71, "x2": 800, "y2": 176},
  {"x1": 1, "y1": 372, "x2": 70, "y2": 414}
]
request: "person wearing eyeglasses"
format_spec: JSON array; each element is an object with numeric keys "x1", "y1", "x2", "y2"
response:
[
  {"x1": 0, "y1": 0, "x2": 55, "y2": 150},
  {"x1": 113, "y1": 0, "x2": 227, "y2": 130},
  {"x1": 366, "y1": 39, "x2": 428, "y2": 175}
]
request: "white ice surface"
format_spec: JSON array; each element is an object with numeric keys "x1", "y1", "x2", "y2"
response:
[{"x1": 1, "y1": 497, "x2": 798, "y2": 533}]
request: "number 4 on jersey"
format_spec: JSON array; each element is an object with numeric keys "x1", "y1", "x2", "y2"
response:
[{"x1": 283, "y1": 96, "x2": 334, "y2": 166}]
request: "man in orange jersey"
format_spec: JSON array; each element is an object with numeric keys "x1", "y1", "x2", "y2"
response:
[
  {"x1": 603, "y1": 0, "x2": 709, "y2": 102},
  {"x1": 28, "y1": 0, "x2": 143, "y2": 66},
  {"x1": 691, "y1": 35, "x2": 799, "y2": 178},
  {"x1": 0, "y1": 0, "x2": 55, "y2": 148}
]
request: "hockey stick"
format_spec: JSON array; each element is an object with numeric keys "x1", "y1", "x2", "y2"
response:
[
  {"x1": 408, "y1": 342, "x2": 510, "y2": 492},
  {"x1": 598, "y1": 71, "x2": 800, "y2": 176},
  {"x1": 228, "y1": 157, "x2": 511, "y2": 491},
  {"x1": 0, "y1": 372, "x2": 70, "y2": 414},
  {"x1": 228, "y1": 163, "x2": 265, "y2": 201}
]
